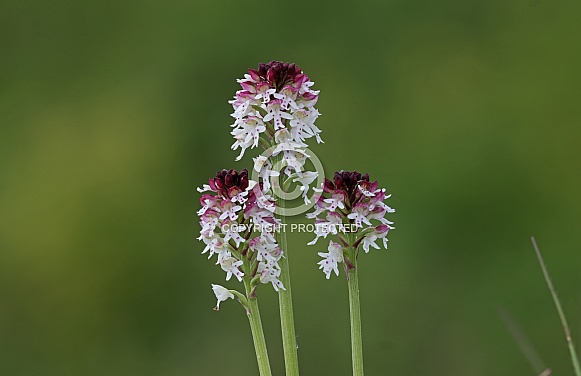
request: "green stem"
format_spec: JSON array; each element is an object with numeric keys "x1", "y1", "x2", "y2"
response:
[
  {"x1": 531, "y1": 237, "x2": 581, "y2": 376},
  {"x1": 276, "y1": 199, "x2": 300, "y2": 376},
  {"x1": 244, "y1": 280, "x2": 273, "y2": 376},
  {"x1": 347, "y1": 253, "x2": 364, "y2": 376}
]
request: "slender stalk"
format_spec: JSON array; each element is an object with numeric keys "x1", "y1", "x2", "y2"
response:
[
  {"x1": 275, "y1": 197, "x2": 300, "y2": 376},
  {"x1": 244, "y1": 280, "x2": 273, "y2": 376},
  {"x1": 531, "y1": 236, "x2": 581, "y2": 376},
  {"x1": 347, "y1": 258, "x2": 365, "y2": 376}
]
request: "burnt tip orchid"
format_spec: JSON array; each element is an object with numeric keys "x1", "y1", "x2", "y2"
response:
[
  {"x1": 198, "y1": 168, "x2": 286, "y2": 310},
  {"x1": 229, "y1": 60, "x2": 322, "y2": 165},
  {"x1": 308, "y1": 170, "x2": 395, "y2": 279}
]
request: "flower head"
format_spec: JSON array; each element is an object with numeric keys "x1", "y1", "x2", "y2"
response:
[
  {"x1": 307, "y1": 171, "x2": 395, "y2": 278},
  {"x1": 229, "y1": 61, "x2": 322, "y2": 198},
  {"x1": 198, "y1": 169, "x2": 286, "y2": 306}
]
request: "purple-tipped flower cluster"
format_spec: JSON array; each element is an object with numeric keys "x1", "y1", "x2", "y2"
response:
[
  {"x1": 307, "y1": 171, "x2": 395, "y2": 278},
  {"x1": 230, "y1": 61, "x2": 323, "y2": 204},
  {"x1": 198, "y1": 169, "x2": 286, "y2": 293},
  {"x1": 230, "y1": 61, "x2": 322, "y2": 162}
]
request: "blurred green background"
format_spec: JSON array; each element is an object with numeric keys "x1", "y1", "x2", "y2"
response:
[{"x1": 1, "y1": 0, "x2": 580, "y2": 375}]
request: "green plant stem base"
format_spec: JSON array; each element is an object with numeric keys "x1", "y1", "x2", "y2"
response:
[
  {"x1": 245, "y1": 281, "x2": 273, "y2": 376},
  {"x1": 348, "y1": 264, "x2": 364, "y2": 376}
]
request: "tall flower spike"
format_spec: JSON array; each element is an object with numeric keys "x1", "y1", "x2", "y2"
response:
[
  {"x1": 197, "y1": 169, "x2": 286, "y2": 294},
  {"x1": 229, "y1": 62, "x2": 322, "y2": 376},
  {"x1": 199, "y1": 168, "x2": 277, "y2": 376},
  {"x1": 307, "y1": 171, "x2": 395, "y2": 278},
  {"x1": 229, "y1": 61, "x2": 322, "y2": 193},
  {"x1": 307, "y1": 171, "x2": 396, "y2": 376}
]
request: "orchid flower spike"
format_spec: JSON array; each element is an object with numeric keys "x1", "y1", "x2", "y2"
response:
[
  {"x1": 229, "y1": 61, "x2": 323, "y2": 199},
  {"x1": 307, "y1": 171, "x2": 395, "y2": 278},
  {"x1": 198, "y1": 169, "x2": 287, "y2": 309}
]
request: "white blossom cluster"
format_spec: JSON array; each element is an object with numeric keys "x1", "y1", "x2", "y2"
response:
[
  {"x1": 230, "y1": 61, "x2": 323, "y2": 204},
  {"x1": 307, "y1": 171, "x2": 395, "y2": 279},
  {"x1": 197, "y1": 169, "x2": 286, "y2": 310}
]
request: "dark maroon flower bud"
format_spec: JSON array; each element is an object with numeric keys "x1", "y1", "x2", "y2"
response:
[
  {"x1": 330, "y1": 170, "x2": 372, "y2": 208},
  {"x1": 210, "y1": 169, "x2": 249, "y2": 199},
  {"x1": 248, "y1": 68, "x2": 260, "y2": 81},
  {"x1": 239, "y1": 174, "x2": 249, "y2": 191},
  {"x1": 224, "y1": 172, "x2": 233, "y2": 187},
  {"x1": 323, "y1": 178, "x2": 335, "y2": 193},
  {"x1": 214, "y1": 177, "x2": 224, "y2": 190},
  {"x1": 293, "y1": 73, "x2": 307, "y2": 86},
  {"x1": 208, "y1": 178, "x2": 218, "y2": 191},
  {"x1": 258, "y1": 63, "x2": 268, "y2": 76},
  {"x1": 266, "y1": 68, "x2": 276, "y2": 87},
  {"x1": 334, "y1": 172, "x2": 343, "y2": 189},
  {"x1": 252, "y1": 61, "x2": 305, "y2": 91}
]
